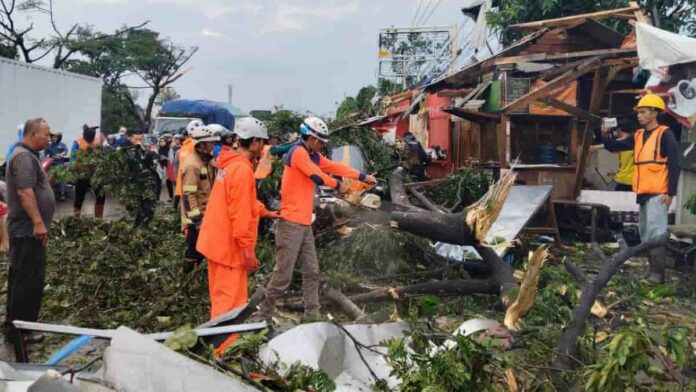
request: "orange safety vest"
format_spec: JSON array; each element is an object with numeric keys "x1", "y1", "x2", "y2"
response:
[
  {"x1": 76, "y1": 136, "x2": 102, "y2": 151},
  {"x1": 175, "y1": 139, "x2": 195, "y2": 196},
  {"x1": 633, "y1": 125, "x2": 669, "y2": 195},
  {"x1": 254, "y1": 145, "x2": 274, "y2": 180}
]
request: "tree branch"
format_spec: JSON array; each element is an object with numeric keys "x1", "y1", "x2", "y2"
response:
[
  {"x1": 409, "y1": 187, "x2": 446, "y2": 213},
  {"x1": 553, "y1": 234, "x2": 668, "y2": 382},
  {"x1": 562, "y1": 257, "x2": 586, "y2": 284}
]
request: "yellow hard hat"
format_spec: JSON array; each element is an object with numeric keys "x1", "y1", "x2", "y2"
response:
[{"x1": 635, "y1": 94, "x2": 665, "y2": 111}]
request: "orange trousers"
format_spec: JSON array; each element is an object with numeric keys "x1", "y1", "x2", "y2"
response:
[{"x1": 208, "y1": 260, "x2": 248, "y2": 356}]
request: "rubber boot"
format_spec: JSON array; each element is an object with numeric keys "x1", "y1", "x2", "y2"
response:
[
  {"x1": 646, "y1": 247, "x2": 666, "y2": 285},
  {"x1": 94, "y1": 203, "x2": 105, "y2": 219}
]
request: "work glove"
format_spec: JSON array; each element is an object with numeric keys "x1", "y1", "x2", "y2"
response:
[{"x1": 243, "y1": 248, "x2": 259, "y2": 273}]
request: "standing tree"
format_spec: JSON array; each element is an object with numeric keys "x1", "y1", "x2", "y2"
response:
[
  {"x1": 0, "y1": 0, "x2": 148, "y2": 65},
  {"x1": 126, "y1": 29, "x2": 197, "y2": 129}
]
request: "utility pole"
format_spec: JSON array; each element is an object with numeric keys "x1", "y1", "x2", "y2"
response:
[{"x1": 228, "y1": 84, "x2": 233, "y2": 104}]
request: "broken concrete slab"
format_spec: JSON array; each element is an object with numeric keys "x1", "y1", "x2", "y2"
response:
[
  {"x1": 102, "y1": 327, "x2": 256, "y2": 392},
  {"x1": 259, "y1": 322, "x2": 408, "y2": 391}
]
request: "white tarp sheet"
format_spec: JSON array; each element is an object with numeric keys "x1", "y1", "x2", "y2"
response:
[
  {"x1": 636, "y1": 23, "x2": 696, "y2": 70},
  {"x1": 259, "y1": 322, "x2": 408, "y2": 391}
]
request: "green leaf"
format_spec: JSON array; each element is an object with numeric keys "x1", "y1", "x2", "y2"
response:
[{"x1": 164, "y1": 325, "x2": 197, "y2": 352}]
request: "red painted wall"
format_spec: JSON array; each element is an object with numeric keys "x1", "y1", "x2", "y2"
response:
[
  {"x1": 425, "y1": 94, "x2": 454, "y2": 177},
  {"x1": 371, "y1": 93, "x2": 455, "y2": 178}
]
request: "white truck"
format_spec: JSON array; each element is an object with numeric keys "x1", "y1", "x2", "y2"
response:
[{"x1": 0, "y1": 57, "x2": 102, "y2": 160}]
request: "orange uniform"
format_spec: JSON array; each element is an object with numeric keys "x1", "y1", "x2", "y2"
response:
[
  {"x1": 280, "y1": 141, "x2": 367, "y2": 225},
  {"x1": 633, "y1": 125, "x2": 669, "y2": 195},
  {"x1": 254, "y1": 145, "x2": 274, "y2": 180},
  {"x1": 196, "y1": 149, "x2": 268, "y2": 355},
  {"x1": 175, "y1": 139, "x2": 194, "y2": 197},
  {"x1": 75, "y1": 136, "x2": 103, "y2": 151}
]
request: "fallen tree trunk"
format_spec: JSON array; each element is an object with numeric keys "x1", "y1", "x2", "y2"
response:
[
  {"x1": 350, "y1": 278, "x2": 499, "y2": 303},
  {"x1": 383, "y1": 167, "x2": 517, "y2": 301},
  {"x1": 389, "y1": 167, "x2": 419, "y2": 210},
  {"x1": 552, "y1": 234, "x2": 668, "y2": 384},
  {"x1": 326, "y1": 288, "x2": 366, "y2": 320},
  {"x1": 367, "y1": 261, "x2": 492, "y2": 281},
  {"x1": 390, "y1": 210, "x2": 475, "y2": 245}
]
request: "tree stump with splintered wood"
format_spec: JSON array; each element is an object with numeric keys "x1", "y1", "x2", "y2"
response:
[{"x1": 353, "y1": 167, "x2": 518, "y2": 303}]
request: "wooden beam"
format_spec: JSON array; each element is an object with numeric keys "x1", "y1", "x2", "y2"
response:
[
  {"x1": 631, "y1": 1, "x2": 650, "y2": 24},
  {"x1": 570, "y1": 120, "x2": 579, "y2": 163},
  {"x1": 497, "y1": 115, "x2": 509, "y2": 168},
  {"x1": 510, "y1": 5, "x2": 641, "y2": 30},
  {"x1": 443, "y1": 107, "x2": 501, "y2": 123},
  {"x1": 502, "y1": 57, "x2": 602, "y2": 114},
  {"x1": 606, "y1": 88, "x2": 645, "y2": 94},
  {"x1": 437, "y1": 88, "x2": 474, "y2": 97},
  {"x1": 537, "y1": 97, "x2": 603, "y2": 124},
  {"x1": 573, "y1": 69, "x2": 608, "y2": 197},
  {"x1": 494, "y1": 47, "x2": 636, "y2": 67},
  {"x1": 613, "y1": 12, "x2": 638, "y2": 19}
]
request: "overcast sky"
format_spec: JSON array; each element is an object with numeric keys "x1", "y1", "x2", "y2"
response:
[{"x1": 42, "y1": 0, "x2": 479, "y2": 116}]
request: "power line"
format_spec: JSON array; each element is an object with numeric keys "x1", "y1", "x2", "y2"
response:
[
  {"x1": 415, "y1": 0, "x2": 434, "y2": 26},
  {"x1": 419, "y1": 0, "x2": 443, "y2": 27},
  {"x1": 416, "y1": 22, "x2": 469, "y2": 81},
  {"x1": 411, "y1": 0, "x2": 425, "y2": 26}
]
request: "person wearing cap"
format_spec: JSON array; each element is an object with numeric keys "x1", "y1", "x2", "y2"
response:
[
  {"x1": 196, "y1": 117, "x2": 278, "y2": 356},
  {"x1": 71, "y1": 124, "x2": 106, "y2": 219},
  {"x1": 602, "y1": 94, "x2": 680, "y2": 284},
  {"x1": 180, "y1": 125, "x2": 218, "y2": 273},
  {"x1": 257, "y1": 117, "x2": 377, "y2": 322}
]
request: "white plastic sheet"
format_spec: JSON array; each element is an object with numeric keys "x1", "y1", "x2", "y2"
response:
[
  {"x1": 259, "y1": 322, "x2": 407, "y2": 391},
  {"x1": 636, "y1": 23, "x2": 696, "y2": 70}
]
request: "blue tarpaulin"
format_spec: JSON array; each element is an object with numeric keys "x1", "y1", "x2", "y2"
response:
[{"x1": 160, "y1": 100, "x2": 235, "y2": 130}]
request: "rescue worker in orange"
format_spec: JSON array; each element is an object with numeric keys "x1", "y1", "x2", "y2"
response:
[
  {"x1": 174, "y1": 120, "x2": 203, "y2": 211},
  {"x1": 197, "y1": 118, "x2": 278, "y2": 355},
  {"x1": 180, "y1": 125, "x2": 218, "y2": 273},
  {"x1": 254, "y1": 135, "x2": 293, "y2": 180},
  {"x1": 257, "y1": 117, "x2": 377, "y2": 322},
  {"x1": 70, "y1": 124, "x2": 106, "y2": 218},
  {"x1": 602, "y1": 94, "x2": 680, "y2": 284}
]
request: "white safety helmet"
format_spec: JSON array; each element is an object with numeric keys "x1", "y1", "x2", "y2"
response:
[
  {"x1": 234, "y1": 117, "x2": 269, "y2": 140},
  {"x1": 206, "y1": 124, "x2": 228, "y2": 137},
  {"x1": 300, "y1": 117, "x2": 330, "y2": 142},
  {"x1": 186, "y1": 119, "x2": 205, "y2": 135},
  {"x1": 190, "y1": 125, "x2": 219, "y2": 144}
]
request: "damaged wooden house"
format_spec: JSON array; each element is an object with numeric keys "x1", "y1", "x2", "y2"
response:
[{"x1": 361, "y1": 3, "x2": 696, "y2": 239}]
